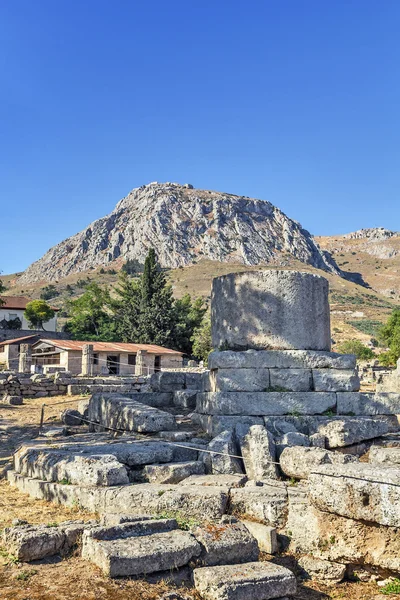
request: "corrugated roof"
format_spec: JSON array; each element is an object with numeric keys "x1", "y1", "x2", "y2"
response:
[
  {"x1": 0, "y1": 296, "x2": 59, "y2": 311},
  {"x1": 36, "y1": 339, "x2": 183, "y2": 355},
  {"x1": 0, "y1": 335, "x2": 39, "y2": 346}
]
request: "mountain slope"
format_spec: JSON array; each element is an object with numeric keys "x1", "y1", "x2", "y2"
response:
[
  {"x1": 317, "y1": 228, "x2": 400, "y2": 301},
  {"x1": 18, "y1": 182, "x2": 341, "y2": 284}
]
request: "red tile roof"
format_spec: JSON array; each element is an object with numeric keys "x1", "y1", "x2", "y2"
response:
[
  {"x1": 36, "y1": 339, "x2": 183, "y2": 355},
  {"x1": 0, "y1": 296, "x2": 59, "y2": 311}
]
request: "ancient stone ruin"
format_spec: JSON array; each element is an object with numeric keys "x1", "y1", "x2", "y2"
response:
[{"x1": 4, "y1": 269, "x2": 400, "y2": 599}]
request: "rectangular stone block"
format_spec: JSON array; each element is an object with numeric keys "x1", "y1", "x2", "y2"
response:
[
  {"x1": 229, "y1": 483, "x2": 288, "y2": 528},
  {"x1": 269, "y1": 369, "x2": 312, "y2": 392},
  {"x1": 337, "y1": 392, "x2": 400, "y2": 416},
  {"x1": 369, "y1": 446, "x2": 400, "y2": 465},
  {"x1": 317, "y1": 417, "x2": 389, "y2": 448},
  {"x1": 208, "y1": 350, "x2": 356, "y2": 371},
  {"x1": 240, "y1": 520, "x2": 278, "y2": 554},
  {"x1": 196, "y1": 392, "x2": 337, "y2": 416},
  {"x1": 210, "y1": 368, "x2": 270, "y2": 392},
  {"x1": 191, "y1": 413, "x2": 264, "y2": 436},
  {"x1": 194, "y1": 561, "x2": 297, "y2": 600},
  {"x1": 308, "y1": 463, "x2": 400, "y2": 526},
  {"x1": 313, "y1": 370, "x2": 360, "y2": 392}
]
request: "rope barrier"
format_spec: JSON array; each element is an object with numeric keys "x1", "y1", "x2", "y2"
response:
[{"x1": 37, "y1": 401, "x2": 282, "y2": 465}]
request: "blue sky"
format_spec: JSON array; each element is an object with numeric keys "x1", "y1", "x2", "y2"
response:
[{"x1": 1, "y1": 0, "x2": 399, "y2": 274}]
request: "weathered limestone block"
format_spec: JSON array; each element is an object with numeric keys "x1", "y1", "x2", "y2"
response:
[
  {"x1": 185, "y1": 372, "x2": 203, "y2": 390},
  {"x1": 369, "y1": 446, "x2": 400, "y2": 465},
  {"x1": 16, "y1": 448, "x2": 129, "y2": 486},
  {"x1": 317, "y1": 418, "x2": 389, "y2": 448},
  {"x1": 236, "y1": 424, "x2": 279, "y2": 480},
  {"x1": 193, "y1": 561, "x2": 297, "y2": 600},
  {"x1": 313, "y1": 369, "x2": 360, "y2": 392},
  {"x1": 192, "y1": 521, "x2": 259, "y2": 566},
  {"x1": 192, "y1": 414, "x2": 264, "y2": 437},
  {"x1": 280, "y1": 446, "x2": 358, "y2": 480},
  {"x1": 298, "y1": 556, "x2": 346, "y2": 584},
  {"x1": 196, "y1": 391, "x2": 337, "y2": 416},
  {"x1": 240, "y1": 520, "x2": 278, "y2": 554},
  {"x1": 61, "y1": 409, "x2": 83, "y2": 426},
  {"x1": 275, "y1": 432, "x2": 310, "y2": 457},
  {"x1": 210, "y1": 368, "x2": 270, "y2": 392},
  {"x1": 309, "y1": 433, "x2": 326, "y2": 448},
  {"x1": 180, "y1": 474, "x2": 248, "y2": 488},
  {"x1": 150, "y1": 371, "x2": 185, "y2": 392},
  {"x1": 2, "y1": 521, "x2": 89, "y2": 561},
  {"x1": 308, "y1": 463, "x2": 400, "y2": 526},
  {"x1": 208, "y1": 349, "x2": 355, "y2": 371},
  {"x1": 211, "y1": 270, "x2": 330, "y2": 351},
  {"x1": 204, "y1": 431, "x2": 244, "y2": 475},
  {"x1": 3, "y1": 394, "x2": 23, "y2": 405},
  {"x1": 265, "y1": 419, "x2": 300, "y2": 436},
  {"x1": 229, "y1": 482, "x2": 288, "y2": 527},
  {"x1": 337, "y1": 392, "x2": 400, "y2": 416},
  {"x1": 286, "y1": 487, "x2": 400, "y2": 571},
  {"x1": 269, "y1": 369, "x2": 312, "y2": 392},
  {"x1": 141, "y1": 461, "x2": 205, "y2": 484},
  {"x1": 173, "y1": 390, "x2": 197, "y2": 409},
  {"x1": 83, "y1": 528, "x2": 201, "y2": 577}
]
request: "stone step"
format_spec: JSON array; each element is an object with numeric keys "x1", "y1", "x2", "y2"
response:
[
  {"x1": 193, "y1": 561, "x2": 297, "y2": 600},
  {"x1": 82, "y1": 528, "x2": 201, "y2": 577},
  {"x1": 192, "y1": 520, "x2": 259, "y2": 566}
]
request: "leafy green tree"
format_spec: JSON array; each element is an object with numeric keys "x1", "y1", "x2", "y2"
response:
[
  {"x1": 40, "y1": 285, "x2": 60, "y2": 301},
  {"x1": 172, "y1": 294, "x2": 207, "y2": 355},
  {"x1": 65, "y1": 283, "x2": 116, "y2": 340},
  {"x1": 335, "y1": 339, "x2": 375, "y2": 360},
  {"x1": 378, "y1": 309, "x2": 400, "y2": 366},
  {"x1": 191, "y1": 315, "x2": 212, "y2": 364},
  {"x1": 24, "y1": 300, "x2": 55, "y2": 330},
  {"x1": 112, "y1": 272, "x2": 142, "y2": 342}
]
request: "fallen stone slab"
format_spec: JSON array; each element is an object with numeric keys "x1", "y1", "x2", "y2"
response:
[
  {"x1": 150, "y1": 371, "x2": 185, "y2": 392},
  {"x1": 298, "y1": 556, "x2": 346, "y2": 584},
  {"x1": 141, "y1": 461, "x2": 205, "y2": 484},
  {"x1": 236, "y1": 424, "x2": 279, "y2": 480},
  {"x1": 84, "y1": 519, "x2": 178, "y2": 541},
  {"x1": 229, "y1": 483, "x2": 288, "y2": 527},
  {"x1": 312, "y1": 370, "x2": 360, "y2": 392},
  {"x1": 180, "y1": 474, "x2": 247, "y2": 488},
  {"x1": 240, "y1": 520, "x2": 278, "y2": 554},
  {"x1": 317, "y1": 418, "x2": 389, "y2": 448},
  {"x1": 208, "y1": 350, "x2": 356, "y2": 371},
  {"x1": 337, "y1": 392, "x2": 400, "y2": 416},
  {"x1": 3, "y1": 395, "x2": 23, "y2": 405},
  {"x1": 15, "y1": 448, "x2": 129, "y2": 486},
  {"x1": 196, "y1": 392, "x2": 337, "y2": 416},
  {"x1": 308, "y1": 463, "x2": 400, "y2": 526},
  {"x1": 2, "y1": 520, "x2": 91, "y2": 562},
  {"x1": 280, "y1": 446, "x2": 358, "y2": 480},
  {"x1": 83, "y1": 529, "x2": 201, "y2": 577},
  {"x1": 61, "y1": 409, "x2": 83, "y2": 426},
  {"x1": 369, "y1": 446, "x2": 400, "y2": 465},
  {"x1": 192, "y1": 521, "x2": 259, "y2": 566},
  {"x1": 193, "y1": 561, "x2": 297, "y2": 600}
]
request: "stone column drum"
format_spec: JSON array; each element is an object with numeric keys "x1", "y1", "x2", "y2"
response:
[
  {"x1": 211, "y1": 270, "x2": 331, "y2": 351},
  {"x1": 81, "y1": 344, "x2": 94, "y2": 376}
]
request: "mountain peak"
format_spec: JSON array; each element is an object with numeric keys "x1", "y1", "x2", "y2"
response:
[{"x1": 18, "y1": 183, "x2": 342, "y2": 284}]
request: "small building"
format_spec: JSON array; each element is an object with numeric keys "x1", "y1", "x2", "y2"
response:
[
  {"x1": 0, "y1": 335, "x2": 40, "y2": 370},
  {"x1": 0, "y1": 297, "x2": 58, "y2": 331},
  {"x1": 31, "y1": 339, "x2": 183, "y2": 375}
]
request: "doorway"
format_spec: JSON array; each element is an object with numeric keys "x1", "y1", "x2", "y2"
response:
[
  {"x1": 107, "y1": 355, "x2": 119, "y2": 375},
  {"x1": 154, "y1": 355, "x2": 161, "y2": 372}
]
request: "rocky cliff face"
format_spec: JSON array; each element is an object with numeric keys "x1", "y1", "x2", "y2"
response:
[
  {"x1": 343, "y1": 228, "x2": 398, "y2": 241},
  {"x1": 18, "y1": 182, "x2": 342, "y2": 283}
]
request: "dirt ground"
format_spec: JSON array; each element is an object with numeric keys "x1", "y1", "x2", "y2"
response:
[{"x1": 0, "y1": 397, "x2": 397, "y2": 600}]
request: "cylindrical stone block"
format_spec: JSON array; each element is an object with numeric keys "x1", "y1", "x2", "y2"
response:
[{"x1": 211, "y1": 270, "x2": 331, "y2": 351}]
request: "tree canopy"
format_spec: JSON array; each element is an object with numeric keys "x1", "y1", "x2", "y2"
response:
[
  {"x1": 379, "y1": 309, "x2": 400, "y2": 366},
  {"x1": 65, "y1": 282, "x2": 116, "y2": 340},
  {"x1": 335, "y1": 339, "x2": 375, "y2": 361},
  {"x1": 24, "y1": 300, "x2": 55, "y2": 330}
]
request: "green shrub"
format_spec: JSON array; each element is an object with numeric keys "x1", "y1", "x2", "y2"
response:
[{"x1": 335, "y1": 340, "x2": 375, "y2": 360}]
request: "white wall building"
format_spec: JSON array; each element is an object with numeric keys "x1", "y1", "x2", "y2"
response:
[{"x1": 0, "y1": 296, "x2": 58, "y2": 331}]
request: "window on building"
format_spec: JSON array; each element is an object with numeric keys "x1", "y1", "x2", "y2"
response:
[
  {"x1": 154, "y1": 355, "x2": 162, "y2": 372},
  {"x1": 8, "y1": 314, "x2": 18, "y2": 320},
  {"x1": 128, "y1": 354, "x2": 136, "y2": 366},
  {"x1": 93, "y1": 353, "x2": 99, "y2": 365}
]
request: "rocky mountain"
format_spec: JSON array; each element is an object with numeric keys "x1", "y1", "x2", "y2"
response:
[
  {"x1": 18, "y1": 182, "x2": 342, "y2": 284},
  {"x1": 343, "y1": 228, "x2": 399, "y2": 241}
]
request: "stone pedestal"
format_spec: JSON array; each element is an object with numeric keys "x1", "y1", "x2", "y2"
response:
[
  {"x1": 211, "y1": 270, "x2": 331, "y2": 351},
  {"x1": 135, "y1": 349, "x2": 148, "y2": 376},
  {"x1": 19, "y1": 344, "x2": 32, "y2": 373}
]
